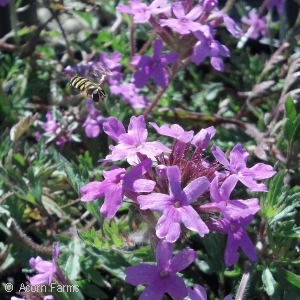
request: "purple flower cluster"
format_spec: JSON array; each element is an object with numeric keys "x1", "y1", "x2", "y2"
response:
[
  {"x1": 117, "y1": 0, "x2": 242, "y2": 73},
  {"x1": 80, "y1": 115, "x2": 275, "y2": 299},
  {"x1": 83, "y1": 99, "x2": 107, "y2": 138},
  {"x1": 241, "y1": 12, "x2": 267, "y2": 40},
  {"x1": 12, "y1": 243, "x2": 61, "y2": 300},
  {"x1": 65, "y1": 51, "x2": 150, "y2": 109},
  {"x1": 35, "y1": 111, "x2": 78, "y2": 146}
]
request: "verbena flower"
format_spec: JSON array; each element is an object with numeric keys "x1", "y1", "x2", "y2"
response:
[
  {"x1": 200, "y1": 176, "x2": 260, "y2": 219},
  {"x1": 110, "y1": 82, "x2": 149, "y2": 109},
  {"x1": 188, "y1": 284, "x2": 233, "y2": 300},
  {"x1": 80, "y1": 159, "x2": 155, "y2": 218},
  {"x1": 191, "y1": 126, "x2": 216, "y2": 150},
  {"x1": 125, "y1": 240, "x2": 196, "y2": 299},
  {"x1": 64, "y1": 63, "x2": 94, "y2": 77},
  {"x1": 192, "y1": 25, "x2": 230, "y2": 71},
  {"x1": 242, "y1": 12, "x2": 267, "y2": 39},
  {"x1": 211, "y1": 144, "x2": 276, "y2": 192},
  {"x1": 29, "y1": 242, "x2": 60, "y2": 285},
  {"x1": 160, "y1": 2, "x2": 204, "y2": 35},
  {"x1": 97, "y1": 52, "x2": 123, "y2": 85},
  {"x1": 36, "y1": 111, "x2": 77, "y2": 146},
  {"x1": 208, "y1": 215, "x2": 257, "y2": 266},
  {"x1": 0, "y1": 0, "x2": 9, "y2": 7},
  {"x1": 65, "y1": 52, "x2": 122, "y2": 85},
  {"x1": 149, "y1": 122, "x2": 194, "y2": 143},
  {"x1": 102, "y1": 115, "x2": 170, "y2": 165},
  {"x1": 116, "y1": 0, "x2": 170, "y2": 23},
  {"x1": 137, "y1": 165, "x2": 210, "y2": 243},
  {"x1": 83, "y1": 99, "x2": 106, "y2": 138},
  {"x1": 131, "y1": 38, "x2": 178, "y2": 88},
  {"x1": 267, "y1": 0, "x2": 285, "y2": 13}
]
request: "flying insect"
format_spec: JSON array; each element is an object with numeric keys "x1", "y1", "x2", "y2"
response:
[{"x1": 69, "y1": 67, "x2": 111, "y2": 102}]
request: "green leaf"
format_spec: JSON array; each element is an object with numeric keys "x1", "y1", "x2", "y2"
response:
[
  {"x1": 283, "y1": 119, "x2": 294, "y2": 142},
  {"x1": 262, "y1": 267, "x2": 277, "y2": 295},
  {"x1": 291, "y1": 114, "x2": 300, "y2": 143},
  {"x1": 81, "y1": 257, "x2": 106, "y2": 288},
  {"x1": 275, "y1": 267, "x2": 300, "y2": 291},
  {"x1": 77, "y1": 281, "x2": 108, "y2": 299},
  {"x1": 63, "y1": 236, "x2": 83, "y2": 281},
  {"x1": 58, "y1": 154, "x2": 89, "y2": 194},
  {"x1": 285, "y1": 97, "x2": 296, "y2": 121}
]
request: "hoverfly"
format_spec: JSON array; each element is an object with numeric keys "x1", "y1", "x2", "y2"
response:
[{"x1": 69, "y1": 67, "x2": 112, "y2": 102}]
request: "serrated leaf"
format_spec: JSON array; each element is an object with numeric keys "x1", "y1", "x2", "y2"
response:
[
  {"x1": 262, "y1": 268, "x2": 277, "y2": 295},
  {"x1": 58, "y1": 154, "x2": 89, "y2": 193}
]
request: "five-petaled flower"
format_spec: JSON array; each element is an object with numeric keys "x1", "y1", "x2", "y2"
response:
[
  {"x1": 83, "y1": 99, "x2": 107, "y2": 138},
  {"x1": 125, "y1": 240, "x2": 197, "y2": 300},
  {"x1": 131, "y1": 39, "x2": 178, "y2": 88},
  {"x1": 29, "y1": 242, "x2": 60, "y2": 285},
  {"x1": 200, "y1": 176, "x2": 260, "y2": 219},
  {"x1": 207, "y1": 215, "x2": 257, "y2": 266},
  {"x1": 110, "y1": 82, "x2": 149, "y2": 109},
  {"x1": 241, "y1": 12, "x2": 267, "y2": 39},
  {"x1": 102, "y1": 115, "x2": 170, "y2": 165},
  {"x1": 116, "y1": 0, "x2": 170, "y2": 24},
  {"x1": 80, "y1": 159, "x2": 156, "y2": 218},
  {"x1": 160, "y1": 2, "x2": 204, "y2": 35},
  {"x1": 211, "y1": 144, "x2": 276, "y2": 192},
  {"x1": 138, "y1": 165, "x2": 210, "y2": 243},
  {"x1": 192, "y1": 25, "x2": 230, "y2": 71}
]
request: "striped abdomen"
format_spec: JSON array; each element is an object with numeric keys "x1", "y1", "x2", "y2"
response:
[{"x1": 69, "y1": 76, "x2": 106, "y2": 102}]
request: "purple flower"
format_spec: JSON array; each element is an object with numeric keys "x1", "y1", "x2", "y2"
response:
[
  {"x1": 102, "y1": 115, "x2": 170, "y2": 165},
  {"x1": 191, "y1": 126, "x2": 216, "y2": 150},
  {"x1": 83, "y1": 99, "x2": 106, "y2": 138},
  {"x1": 211, "y1": 144, "x2": 276, "y2": 192},
  {"x1": 192, "y1": 25, "x2": 230, "y2": 71},
  {"x1": 0, "y1": 0, "x2": 9, "y2": 7},
  {"x1": 29, "y1": 242, "x2": 60, "y2": 285},
  {"x1": 80, "y1": 159, "x2": 155, "y2": 218},
  {"x1": 125, "y1": 240, "x2": 196, "y2": 299},
  {"x1": 99, "y1": 52, "x2": 121, "y2": 71},
  {"x1": 160, "y1": 2, "x2": 204, "y2": 35},
  {"x1": 110, "y1": 83, "x2": 149, "y2": 109},
  {"x1": 131, "y1": 39, "x2": 178, "y2": 88},
  {"x1": 200, "y1": 176, "x2": 260, "y2": 219},
  {"x1": 267, "y1": 0, "x2": 285, "y2": 13},
  {"x1": 241, "y1": 12, "x2": 267, "y2": 39},
  {"x1": 64, "y1": 63, "x2": 94, "y2": 77},
  {"x1": 116, "y1": 0, "x2": 170, "y2": 23},
  {"x1": 210, "y1": 11, "x2": 242, "y2": 38},
  {"x1": 97, "y1": 52, "x2": 123, "y2": 85},
  {"x1": 137, "y1": 165, "x2": 210, "y2": 242},
  {"x1": 149, "y1": 122, "x2": 194, "y2": 143},
  {"x1": 37, "y1": 111, "x2": 76, "y2": 146},
  {"x1": 207, "y1": 215, "x2": 257, "y2": 266},
  {"x1": 188, "y1": 284, "x2": 233, "y2": 300}
]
